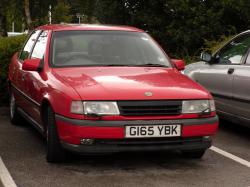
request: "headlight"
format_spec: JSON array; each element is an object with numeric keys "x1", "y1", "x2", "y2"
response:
[
  {"x1": 209, "y1": 100, "x2": 216, "y2": 112},
  {"x1": 182, "y1": 100, "x2": 215, "y2": 114},
  {"x1": 83, "y1": 101, "x2": 120, "y2": 115}
]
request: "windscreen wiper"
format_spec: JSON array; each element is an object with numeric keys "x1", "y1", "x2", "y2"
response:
[
  {"x1": 198, "y1": 108, "x2": 211, "y2": 117},
  {"x1": 101, "y1": 64, "x2": 168, "y2": 67},
  {"x1": 102, "y1": 64, "x2": 135, "y2": 66},
  {"x1": 136, "y1": 63, "x2": 169, "y2": 67}
]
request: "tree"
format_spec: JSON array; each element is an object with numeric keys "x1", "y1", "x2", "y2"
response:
[
  {"x1": 93, "y1": 0, "x2": 250, "y2": 57},
  {"x1": 29, "y1": 0, "x2": 57, "y2": 26},
  {"x1": 52, "y1": 1, "x2": 72, "y2": 24},
  {"x1": 95, "y1": 0, "x2": 130, "y2": 24},
  {"x1": 2, "y1": 0, "x2": 250, "y2": 58},
  {"x1": 70, "y1": 0, "x2": 98, "y2": 23},
  {"x1": 0, "y1": 11, "x2": 7, "y2": 37},
  {"x1": 24, "y1": 0, "x2": 32, "y2": 30},
  {"x1": 0, "y1": 0, "x2": 8, "y2": 36}
]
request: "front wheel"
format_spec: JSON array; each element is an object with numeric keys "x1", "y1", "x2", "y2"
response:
[
  {"x1": 9, "y1": 92, "x2": 23, "y2": 125},
  {"x1": 46, "y1": 106, "x2": 66, "y2": 163},
  {"x1": 182, "y1": 149, "x2": 206, "y2": 159}
]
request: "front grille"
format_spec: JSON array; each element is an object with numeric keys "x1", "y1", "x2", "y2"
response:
[{"x1": 117, "y1": 100, "x2": 182, "y2": 116}]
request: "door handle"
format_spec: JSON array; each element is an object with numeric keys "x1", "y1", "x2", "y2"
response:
[
  {"x1": 21, "y1": 74, "x2": 25, "y2": 81},
  {"x1": 228, "y1": 68, "x2": 234, "y2": 74}
]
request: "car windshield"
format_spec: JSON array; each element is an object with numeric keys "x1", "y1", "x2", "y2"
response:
[{"x1": 51, "y1": 31, "x2": 171, "y2": 67}]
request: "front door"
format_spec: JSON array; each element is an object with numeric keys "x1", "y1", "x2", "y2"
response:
[
  {"x1": 231, "y1": 49, "x2": 250, "y2": 123},
  {"x1": 23, "y1": 30, "x2": 49, "y2": 126}
]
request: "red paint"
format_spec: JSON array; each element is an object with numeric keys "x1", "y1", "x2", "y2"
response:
[
  {"x1": 172, "y1": 59, "x2": 186, "y2": 71},
  {"x1": 182, "y1": 123, "x2": 218, "y2": 137},
  {"x1": 36, "y1": 24, "x2": 144, "y2": 33},
  {"x1": 56, "y1": 119, "x2": 218, "y2": 145},
  {"x1": 52, "y1": 67, "x2": 212, "y2": 102},
  {"x1": 22, "y1": 58, "x2": 41, "y2": 71},
  {"x1": 56, "y1": 120, "x2": 124, "y2": 144}
]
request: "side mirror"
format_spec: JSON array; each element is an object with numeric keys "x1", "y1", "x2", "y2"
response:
[
  {"x1": 22, "y1": 58, "x2": 41, "y2": 72},
  {"x1": 200, "y1": 52, "x2": 212, "y2": 63},
  {"x1": 172, "y1": 59, "x2": 185, "y2": 71}
]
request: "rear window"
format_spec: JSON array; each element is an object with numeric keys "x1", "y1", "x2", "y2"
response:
[{"x1": 50, "y1": 31, "x2": 170, "y2": 67}]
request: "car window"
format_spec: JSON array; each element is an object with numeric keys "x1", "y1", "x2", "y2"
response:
[
  {"x1": 19, "y1": 30, "x2": 40, "y2": 61},
  {"x1": 217, "y1": 34, "x2": 250, "y2": 65},
  {"x1": 51, "y1": 31, "x2": 171, "y2": 67},
  {"x1": 31, "y1": 31, "x2": 48, "y2": 59}
]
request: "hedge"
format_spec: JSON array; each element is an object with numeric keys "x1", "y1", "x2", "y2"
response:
[{"x1": 0, "y1": 35, "x2": 27, "y2": 104}]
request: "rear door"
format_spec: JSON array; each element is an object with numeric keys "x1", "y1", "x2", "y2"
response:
[{"x1": 13, "y1": 30, "x2": 40, "y2": 111}]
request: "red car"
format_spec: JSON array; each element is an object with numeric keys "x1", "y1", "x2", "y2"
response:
[{"x1": 8, "y1": 24, "x2": 218, "y2": 162}]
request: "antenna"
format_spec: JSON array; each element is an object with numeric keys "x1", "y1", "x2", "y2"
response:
[{"x1": 48, "y1": 5, "x2": 52, "y2": 24}]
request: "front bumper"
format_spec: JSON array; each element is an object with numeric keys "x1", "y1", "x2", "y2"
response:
[
  {"x1": 61, "y1": 137, "x2": 212, "y2": 154},
  {"x1": 55, "y1": 115, "x2": 218, "y2": 153}
]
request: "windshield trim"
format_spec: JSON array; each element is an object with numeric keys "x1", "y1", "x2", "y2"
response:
[{"x1": 51, "y1": 64, "x2": 171, "y2": 68}]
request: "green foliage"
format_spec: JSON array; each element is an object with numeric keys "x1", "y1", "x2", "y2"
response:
[
  {"x1": 5, "y1": 0, "x2": 24, "y2": 32},
  {"x1": 203, "y1": 35, "x2": 235, "y2": 54},
  {"x1": 0, "y1": 35, "x2": 27, "y2": 103},
  {"x1": 93, "y1": 0, "x2": 250, "y2": 58},
  {"x1": 52, "y1": 1, "x2": 72, "y2": 24},
  {"x1": 1, "y1": 0, "x2": 250, "y2": 57}
]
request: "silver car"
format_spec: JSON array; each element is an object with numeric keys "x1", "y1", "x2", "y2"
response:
[{"x1": 184, "y1": 30, "x2": 250, "y2": 127}]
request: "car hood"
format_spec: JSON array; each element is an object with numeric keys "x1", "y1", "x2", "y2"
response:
[
  {"x1": 184, "y1": 61, "x2": 207, "y2": 81},
  {"x1": 52, "y1": 67, "x2": 211, "y2": 100},
  {"x1": 184, "y1": 61, "x2": 206, "y2": 74}
]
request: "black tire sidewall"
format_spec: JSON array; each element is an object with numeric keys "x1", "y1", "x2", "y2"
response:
[
  {"x1": 46, "y1": 106, "x2": 66, "y2": 163},
  {"x1": 9, "y1": 91, "x2": 22, "y2": 125}
]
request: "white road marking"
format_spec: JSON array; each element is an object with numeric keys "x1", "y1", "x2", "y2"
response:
[
  {"x1": 0, "y1": 157, "x2": 17, "y2": 187},
  {"x1": 210, "y1": 146, "x2": 250, "y2": 168}
]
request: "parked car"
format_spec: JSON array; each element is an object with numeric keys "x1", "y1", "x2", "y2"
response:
[
  {"x1": 8, "y1": 24, "x2": 218, "y2": 162},
  {"x1": 184, "y1": 30, "x2": 250, "y2": 128}
]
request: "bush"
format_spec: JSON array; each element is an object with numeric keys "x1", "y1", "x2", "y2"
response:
[
  {"x1": 179, "y1": 35, "x2": 235, "y2": 65},
  {"x1": 0, "y1": 35, "x2": 27, "y2": 104},
  {"x1": 202, "y1": 35, "x2": 234, "y2": 54}
]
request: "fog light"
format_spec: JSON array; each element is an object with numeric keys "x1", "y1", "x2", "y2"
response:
[
  {"x1": 80, "y1": 139, "x2": 94, "y2": 145},
  {"x1": 203, "y1": 136, "x2": 210, "y2": 140}
]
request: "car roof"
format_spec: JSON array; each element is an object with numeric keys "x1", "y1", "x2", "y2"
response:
[
  {"x1": 36, "y1": 24, "x2": 144, "y2": 33},
  {"x1": 238, "y1": 30, "x2": 250, "y2": 35}
]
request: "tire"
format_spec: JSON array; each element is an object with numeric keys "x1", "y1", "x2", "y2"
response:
[
  {"x1": 9, "y1": 92, "x2": 23, "y2": 125},
  {"x1": 182, "y1": 149, "x2": 206, "y2": 159},
  {"x1": 46, "y1": 106, "x2": 66, "y2": 163}
]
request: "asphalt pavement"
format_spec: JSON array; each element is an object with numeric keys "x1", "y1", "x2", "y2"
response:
[{"x1": 0, "y1": 107, "x2": 249, "y2": 187}]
